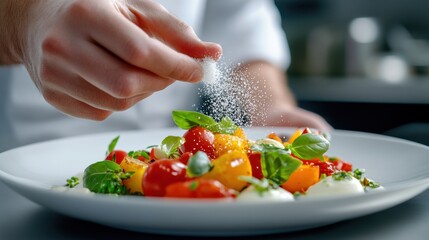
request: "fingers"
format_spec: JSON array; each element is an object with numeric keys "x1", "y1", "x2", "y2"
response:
[
  {"x1": 127, "y1": 0, "x2": 222, "y2": 60},
  {"x1": 41, "y1": 89, "x2": 113, "y2": 121},
  {"x1": 41, "y1": 62, "x2": 152, "y2": 112},
  {"x1": 258, "y1": 106, "x2": 333, "y2": 132},
  {"x1": 80, "y1": 1, "x2": 204, "y2": 82},
  {"x1": 66, "y1": 39, "x2": 175, "y2": 99}
]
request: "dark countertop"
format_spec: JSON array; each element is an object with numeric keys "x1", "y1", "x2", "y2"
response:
[{"x1": 0, "y1": 180, "x2": 428, "y2": 240}]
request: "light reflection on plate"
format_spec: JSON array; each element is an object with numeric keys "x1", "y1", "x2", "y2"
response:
[{"x1": 0, "y1": 128, "x2": 428, "y2": 236}]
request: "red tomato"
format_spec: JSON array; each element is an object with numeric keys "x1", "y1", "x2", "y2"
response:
[
  {"x1": 329, "y1": 158, "x2": 353, "y2": 172},
  {"x1": 105, "y1": 150, "x2": 128, "y2": 164},
  {"x1": 248, "y1": 152, "x2": 264, "y2": 179},
  {"x1": 165, "y1": 179, "x2": 236, "y2": 199},
  {"x1": 178, "y1": 152, "x2": 193, "y2": 165},
  {"x1": 179, "y1": 126, "x2": 216, "y2": 159},
  {"x1": 142, "y1": 159, "x2": 187, "y2": 197},
  {"x1": 302, "y1": 159, "x2": 336, "y2": 177}
]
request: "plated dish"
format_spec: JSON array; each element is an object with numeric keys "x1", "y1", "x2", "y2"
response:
[
  {"x1": 0, "y1": 114, "x2": 429, "y2": 236},
  {"x1": 60, "y1": 110, "x2": 383, "y2": 201}
]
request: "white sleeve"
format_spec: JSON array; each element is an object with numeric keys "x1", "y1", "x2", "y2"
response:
[{"x1": 200, "y1": 0, "x2": 290, "y2": 70}]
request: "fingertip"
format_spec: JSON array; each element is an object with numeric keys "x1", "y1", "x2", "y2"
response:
[{"x1": 206, "y1": 42, "x2": 223, "y2": 61}]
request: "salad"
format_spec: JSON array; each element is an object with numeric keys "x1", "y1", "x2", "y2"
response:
[{"x1": 63, "y1": 110, "x2": 382, "y2": 200}]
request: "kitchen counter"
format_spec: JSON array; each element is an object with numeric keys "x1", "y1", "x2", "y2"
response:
[{"x1": 0, "y1": 180, "x2": 428, "y2": 239}]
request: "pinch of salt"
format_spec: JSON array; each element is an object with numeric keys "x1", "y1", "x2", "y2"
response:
[{"x1": 200, "y1": 57, "x2": 219, "y2": 84}]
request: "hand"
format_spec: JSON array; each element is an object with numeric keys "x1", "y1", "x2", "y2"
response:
[
  {"x1": 3, "y1": 0, "x2": 221, "y2": 120},
  {"x1": 233, "y1": 61, "x2": 333, "y2": 132},
  {"x1": 253, "y1": 104, "x2": 333, "y2": 132}
]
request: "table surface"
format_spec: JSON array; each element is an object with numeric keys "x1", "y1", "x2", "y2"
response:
[{"x1": 0, "y1": 180, "x2": 428, "y2": 240}]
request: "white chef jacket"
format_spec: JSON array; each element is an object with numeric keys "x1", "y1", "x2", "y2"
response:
[{"x1": 0, "y1": 0, "x2": 290, "y2": 150}]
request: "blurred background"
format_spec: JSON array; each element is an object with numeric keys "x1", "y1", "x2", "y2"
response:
[{"x1": 275, "y1": 0, "x2": 429, "y2": 145}]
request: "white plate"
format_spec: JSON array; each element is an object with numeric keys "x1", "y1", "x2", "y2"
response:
[{"x1": 1, "y1": 128, "x2": 429, "y2": 236}]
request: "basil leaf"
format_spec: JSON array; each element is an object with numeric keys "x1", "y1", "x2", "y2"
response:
[
  {"x1": 128, "y1": 150, "x2": 150, "y2": 160},
  {"x1": 251, "y1": 143, "x2": 287, "y2": 153},
  {"x1": 83, "y1": 161, "x2": 132, "y2": 195},
  {"x1": 172, "y1": 110, "x2": 238, "y2": 134},
  {"x1": 210, "y1": 117, "x2": 239, "y2": 135},
  {"x1": 238, "y1": 176, "x2": 271, "y2": 193},
  {"x1": 260, "y1": 149, "x2": 302, "y2": 185},
  {"x1": 289, "y1": 133, "x2": 329, "y2": 160},
  {"x1": 187, "y1": 151, "x2": 212, "y2": 178},
  {"x1": 172, "y1": 110, "x2": 217, "y2": 130},
  {"x1": 107, "y1": 136, "x2": 120, "y2": 154},
  {"x1": 161, "y1": 136, "x2": 185, "y2": 158}
]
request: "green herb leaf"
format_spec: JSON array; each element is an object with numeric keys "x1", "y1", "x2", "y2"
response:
[
  {"x1": 161, "y1": 136, "x2": 185, "y2": 158},
  {"x1": 172, "y1": 110, "x2": 217, "y2": 130},
  {"x1": 187, "y1": 151, "x2": 212, "y2": 178},
  {"x1": 128, "y1": 150, "x2": 150, "y2": 160},
  {"x1": 251, "y1": 143, "x2": 288, "y2": 153},
  {"x1": 238, "y1": 176, "x2": 272, "y2": 194},
  {"x1": 353, "y1": 168, "x2": 365, "y2": 180},
  {"x1": 65, "y1": 176, "x2": 79, "y2": 188},
  {"x1": 362, "y1": 177, "x2": 381, "y2": 189},
  {"x1": 107, "y1": 136, "x2": 120, "y2": 154},
  {"x1": 172, "y1": 110, "x2": 238, "y2": 134},
  {"x1": 332, "y1": 171, "x2": 354, "y2": 181},
  {"x1": 83, "y1": 161, "x2": 133, "y2": 195},
  {"x1": 189, "y1": 181, "x2": 199, "y2": 191},
  {"x1": 258, "y1": 148, "x2": 302, "y2": 185},
  {"x1": 210, "y1": 117, "x2": 239, "y2": 135},
  {"x1": 289, "y1": 133, "x2": 329, "y2": 160}
]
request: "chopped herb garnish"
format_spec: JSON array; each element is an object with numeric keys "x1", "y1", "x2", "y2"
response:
[
  {"x1": 65, "y1": 176, "x2": 79, "y2": 188},
  {"x1": 362, "y1": 177, "x2": 381, "y2": 189},
  {"x1": 189, "y1": 181, "x2": 199, "y2": 191},
  {"x1": 353, "y1": 168, "x2": 365, "y2": 180},
  {"x1": 332, "y1": 171, "x2": 354, "y2": 181}
]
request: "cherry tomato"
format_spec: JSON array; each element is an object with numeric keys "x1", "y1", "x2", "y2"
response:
[
  {"x1": 165, "y1": 179, "x2": 235, "y2": 199},
  {"x1": 248, "y1": 152, "x2": 264, "y2": 179},
  {"x1": 105, "y1": 150, "x2": 128, "y2": 164},
  {"x1": 142, "y1": 159, "x2": 187, "y2": 197},
  {"x1": 179, "y1": 126, "x2": 216, "y2": 159},
  {"x1": 178, "y1": 152, "x2": 193, "y2": 165},
  {"x1": 329, "y1": 157, "x2": 353, "y2": 172},
  {"x1": 302, "y1": 159, "x2": 336, "y2": 177}
]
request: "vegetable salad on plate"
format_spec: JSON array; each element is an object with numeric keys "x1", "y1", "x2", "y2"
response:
[{"x1": 62, "y1": 110, "x2": 383, "y2": 200}]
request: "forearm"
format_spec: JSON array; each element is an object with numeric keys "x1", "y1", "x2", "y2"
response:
[{"x1": 0, "y1": 0, "x2": 35, "y2": 64}]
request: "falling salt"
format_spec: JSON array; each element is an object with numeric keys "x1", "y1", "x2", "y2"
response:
[{"x1": 200, "y1": 57, "x2": 220, "y2": 84}]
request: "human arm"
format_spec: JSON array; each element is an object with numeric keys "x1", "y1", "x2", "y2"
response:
[
  {"x1": 201, "y1": 0, "x2": 331, "y2": 131},
  {"x1": 234, "y1": 61, "x2": 332, "y2": 131},
  {"x1": 0, "y1": 0, "x2": 221, "y2": 120}
]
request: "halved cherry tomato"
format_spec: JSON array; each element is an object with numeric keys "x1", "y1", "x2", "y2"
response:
[
  {"x1": 165, "y1": 179, "x2": 236, "y2": 199},
  {"x1": 329, "y1": 157, "x2": 353, "y2": 172},
  {"x1": 281, "y1": 164, "x2": 319, "y2": 193},
  {"x1": 178, "y1": 152, "x2": 193, "y2": 165},
  {"x1": 105, "y1": 150, "x2": 128, "y2": 164},
  {"x1": 248, "y1": 152, "x2": 264, "y2": 179},
  {"x1": 179, "y1": 126, "x2": 216, "y2": 159},
  {"x1": 302, "y1": 159, "x2": 336, "y2": 177},
  {"x1": 142, "y1": 159, "x2": 187, "y2": 197},
  {"x1": 202, "y1": 150, "x2": 252, "y2": 191}
]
